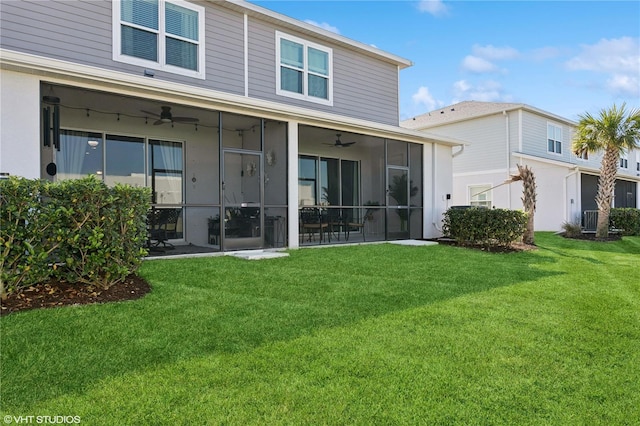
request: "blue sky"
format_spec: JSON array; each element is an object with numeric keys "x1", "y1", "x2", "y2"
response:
[{"x1": 252, "y1": 0, "x2": 640, "y2": 122}]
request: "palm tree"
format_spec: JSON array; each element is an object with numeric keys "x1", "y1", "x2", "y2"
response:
[
  {"x1": 572, "y1": 103, "x2": 640, "y2": 239},
  {"x1": 517, "y1": 164, "x2": 537, "y2": 245}
]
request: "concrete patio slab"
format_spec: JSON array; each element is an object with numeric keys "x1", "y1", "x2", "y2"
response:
[{"x1": 388, "y1": 240, "x2": 438, "y2": 247}]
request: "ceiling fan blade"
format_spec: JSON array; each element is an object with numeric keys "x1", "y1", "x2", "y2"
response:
[
  {"x1": 341, "y1": 141, "x2": 356, "y2": 147},
  {"x1": 141, "y1": 110, "x2": 161, "y2": 118},
  {"x1": 172, "y1": 117, "x2": 199, "y2": 123},
  {"x1": 153, "y1": 119, "x2": 164, "y2": 125}
]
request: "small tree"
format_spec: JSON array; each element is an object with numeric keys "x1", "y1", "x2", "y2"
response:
[{"x1": 572, "y1": 104, "x2": 640, "y2": 239}]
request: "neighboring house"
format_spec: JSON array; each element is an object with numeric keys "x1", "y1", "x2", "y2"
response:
[
  {"x1": 0, "y1": 0, "x2": 462, "y2": 251},
  {"x1": 402, "y1": 101, "x2": 640, "y2": 231}
]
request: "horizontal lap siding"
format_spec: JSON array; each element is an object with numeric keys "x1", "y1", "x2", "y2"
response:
[
  {"x1": 1, "y1": 1, "x2": 113, "y2": 67},
  {"x1": 333, "y1": 51, "x2": 399, "y2": 125},
  {"x1": 521, "y1": 112, "x2": 574, "y2": 162},
  {"x1": 3, "y1": 1, "x2": 401, "y2": 123},
  {"x1": 247, "y1": 18, "x2": 399, "y2": 125},
  {"x1": 1, "y1": 1, "x2": 245, "y2": 95},
  {"x1": 441, "y1": 115, "x2": 507, "y2": 173},
  {"x1": 206, "y1": 7, "x2": 245, "y2": 95}
]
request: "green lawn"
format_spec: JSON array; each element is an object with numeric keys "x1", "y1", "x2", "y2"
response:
[{"x1": 2, "y1": 233, "x2": 639, "y2": 424}]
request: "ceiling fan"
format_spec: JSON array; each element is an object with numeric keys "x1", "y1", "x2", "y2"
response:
[
  {"x1": 324, "y1": 133, "x2": 356, "y2": 148},
  {"x1": 140, "y1": 106, "x2": 199, "y2": 126}
]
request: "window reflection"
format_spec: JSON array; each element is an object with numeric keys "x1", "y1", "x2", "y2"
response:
[
  {"x1": 105, "y1": 135, "x2": 145, "y2": 188},
  {"x1": 57, "y1": 130, "x2": 103, "y2": 180}
]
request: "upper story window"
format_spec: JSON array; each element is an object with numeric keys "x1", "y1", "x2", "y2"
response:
[
  {"x1": 113, "y1": 0, "x2": 205, "y2": 79},
  {"x1": 620, "y1": 154, "x2": 628, "y2": 169},
  {"x1": 276, "y1": 32, "x2": 333, "y2": 106},
  {"x1": 547, "y1": 123, "x2": 562, "y2": 155}
]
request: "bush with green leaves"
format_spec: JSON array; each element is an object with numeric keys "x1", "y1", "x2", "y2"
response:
[
  {"x1": 442, "y1": 207, "x2": 528, "y2": 249},
  {"x1": 561, "y1": 220, "x2": 583, "y2": 238},
  {"x1": 0, "y1": 178, "x2": 59, "y2": 299},
  {"x1": 609, "y1": 208, "x2": 640, "y2": 236},
  {"x1": 0, "y1": 176, "x2": 151, "y2": 299}
]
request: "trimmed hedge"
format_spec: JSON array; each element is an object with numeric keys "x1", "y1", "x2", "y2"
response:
[
  {"x1": 442, "y1": 207, "x2": 528, "y2": 249},
  {"x1": 609, "y1": 208, "x2": 640, "y2": 236},
  {"x1": 1, "y1": 176, "x2": 150, "y2": 298}
]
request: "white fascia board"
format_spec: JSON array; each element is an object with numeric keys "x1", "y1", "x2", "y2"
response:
[
  {"x1": 512, "y1": 152, "x2": 584, "y2": 170},
  {"x1": 410, "y1": 104, "x2": 577, "y2": 130},
  {"x1": 1, "y1": 49, "x2": 461, "y2": 147},
  {"x1": 220, "y1": 0, "x2": 413, "y2": 69}
]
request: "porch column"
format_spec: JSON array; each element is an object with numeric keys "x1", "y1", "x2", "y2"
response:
[
  {"x1": 0, "y1": 70, "x2": 40, "y2": 178},
  {"x1": 422, "y1": 143, "x2": 435, "y2": 239},
  {"x1": 287, "y1": 120, "x2": 300, "y2": 248}
]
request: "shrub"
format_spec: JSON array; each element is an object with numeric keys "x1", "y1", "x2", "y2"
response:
[
  {"x1": 442, "y1": 207, "x2": 528, "y2": 249},
  {"x1": 0, "y1": 178, "x2": 60, "y2": 299},
  {"x1": 47, "y1": 177, "x2": 151, "y2": 288},
  {"x1": 0, "y1": 176, "x2": 151, "y2": 298},
  {"x1": 609, "y1": 208, "x2": 640, "y2": 236},
  {"x1": 561, "y1": 220, "x2": 583, "y2": 238}
]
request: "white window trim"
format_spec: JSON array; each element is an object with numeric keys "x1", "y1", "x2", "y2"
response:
[
  {"x1": 547, "y1": 123, "x2": 563, "y2": 156},
  {"x1": 468, "y1": 184, "x2": 492, "y2": 208},
  {"x1": 620, "y1": 153, "x2": 629, "y2": 169},
  {"x1": 275, "y1": 31, "x2": 333, "y2": 106},
  {"x1": 112, "y1": 0, "x2": 206, "y2": 79}
]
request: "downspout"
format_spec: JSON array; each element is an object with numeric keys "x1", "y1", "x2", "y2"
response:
[
  {"x1": 452, "y1": 144, "x2": 465, "y2": 158},
  {"x1": 432, "y1": 143, "x2": 437, "y2": 232},
  {"x1": 564, "y1": 166, "x2": 580, "y2": 224}
]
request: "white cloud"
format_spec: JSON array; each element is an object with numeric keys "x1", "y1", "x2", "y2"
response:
[
  {"x1": 461, "y1": 55, "x2": 498, "y2": 73},
  {"x1": 412, "y1": 86, "x2": 438, "y2": 111},
  {"x1": 472, "y1": 44, "x2": 519, "y2": 61},
  {"x1": 452, "y1": 79, "x2": 512, "y2": 103},
  {"x1": 461, "y1": 44, "x2": 519, "y2": 73},
  {"x1": 417, "y1": 0, "x2": 449, "y2": 17},
  {"x1": 566, "y1": 37, "x2": 639, "y2": 73},
  {"x1": 565, "y1": 37, "x2": 640, "y2": 97},
  {"x1": 607, "y1": 74, "x2": 640, "y2": 97},
  {"x1": 304, "y1": 20, "x2": 340, "y2": 34}
]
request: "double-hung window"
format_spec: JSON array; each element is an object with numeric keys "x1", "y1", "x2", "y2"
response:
[
  {"x1": 276, "y1": 32, "x2": 332, "y2": 105},
  {"x1": 620, "y1": 153, "x2": 629, "y2": 169},
  {"x1": 547, "y1": 124, "x2": 562, "y2": 154},
  {"x1": 113, "y1": 0, "x2": 205, "y2": 79},
  {"x1": 469, "y1": 185, "x2": 491, "y2": 208}
]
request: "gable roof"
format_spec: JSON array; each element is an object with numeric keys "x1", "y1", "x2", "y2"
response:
[{"x1": 401, "y1": 100, "x2": 576, "y2": 129}]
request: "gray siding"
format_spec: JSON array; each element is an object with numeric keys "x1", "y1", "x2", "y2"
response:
[
  {"x1": 2, "y1": 0, "x2": 402, "y2": 125},
  {"x1": 521, "y1": 111, "x2": 574, "y2": 163},
  {"x1": 1, "y1": 1, "x2": 246, "y2": 96},
  {"x1": 440, "y1": 114, "x2": 508, "y2": 173},
  {"x1": 247, "y1": 18, "x2": 400, "y2": 125}
]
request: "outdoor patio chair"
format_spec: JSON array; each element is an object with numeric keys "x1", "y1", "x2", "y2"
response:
[
  {"x1": 299, "y1": 207, "x2": 330, "y2": 244},
  {"x1": 148, "y1": 208, "x2": 180, "y2": 249},
  {"x1": 343, "y1": 209, "x2": 367, "y2": 242}
]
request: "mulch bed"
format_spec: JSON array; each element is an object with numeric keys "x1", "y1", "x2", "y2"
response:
[
  {"x1": 1, "y1": 274, "x2": 151, "y2": 316},
  {"x1": 561, "y1": 232, "x2": 622, "y2": 242},
  {"x1": 432, "y1": 238, "x2": 537, "y2": 253}
]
